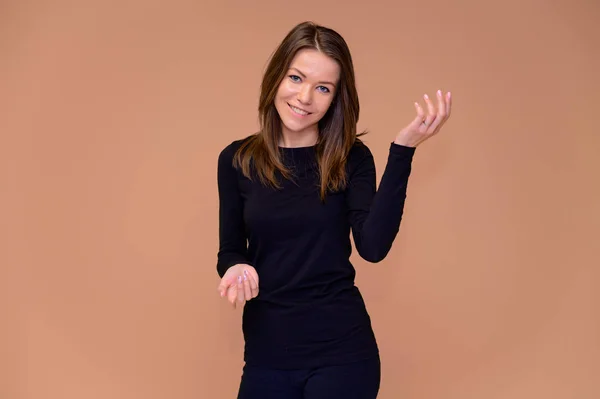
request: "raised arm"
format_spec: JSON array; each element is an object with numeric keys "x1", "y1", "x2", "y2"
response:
[
  {"x1": 346, "y1": 142, "x2": 415, "y2": 263},
  {"x1": 347, "y1": 88, "x2": 453, "y2": 262}
]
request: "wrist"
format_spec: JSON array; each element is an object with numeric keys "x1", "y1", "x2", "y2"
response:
[{"x1": 393, "y1": 136, "x2": 417, "y2": 148}]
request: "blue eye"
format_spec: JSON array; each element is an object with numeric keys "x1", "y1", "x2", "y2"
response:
[{"x1": 288, "y1": 75, "x2": 331, "y2": 94}]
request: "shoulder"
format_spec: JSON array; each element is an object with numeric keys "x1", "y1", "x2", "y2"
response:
[
  {"x1": 347, "y1": 138, "x2": 375, "y2": 168},
  {"x1": 348, "y1": 138, "x2": 373, "y2": 158},
  {"x1": 218, "y1": 134, "x2": 256, "y2": 166},
  {"x1": 344, "y1": 139, "x2": 376, "y2": 178}
]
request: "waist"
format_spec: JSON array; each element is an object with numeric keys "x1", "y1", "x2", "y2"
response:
[
  {"x1": 242, "y1": 289, "x2": 372, "y2": 348},
  {"x1": 241, "y1": 290, "x2": 378, "y2": 369}
]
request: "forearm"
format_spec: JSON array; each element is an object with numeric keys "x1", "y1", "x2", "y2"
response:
[{"x1": 352, "y1": 143, "x2": 415, "y2": 262}]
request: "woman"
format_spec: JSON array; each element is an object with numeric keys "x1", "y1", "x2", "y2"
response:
[{"x1": 216, "y1": 21, "x2": 451, "y2": 398}]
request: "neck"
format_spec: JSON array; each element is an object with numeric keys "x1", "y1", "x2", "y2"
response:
[{"x1": 279, "y1": 126, "x2": 318, "y2": 148}]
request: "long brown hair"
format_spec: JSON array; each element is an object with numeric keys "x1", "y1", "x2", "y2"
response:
[{"x1": 233, "y1": 21, "x2": 366, "y2": 201}]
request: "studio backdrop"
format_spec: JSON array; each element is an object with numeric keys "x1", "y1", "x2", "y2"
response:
[{"x1": 2, "y1": 0, "x2": 598, "y2": 398}]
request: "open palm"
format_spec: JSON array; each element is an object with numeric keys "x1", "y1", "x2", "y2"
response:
[{"x1": 217, "y1": 264, "x2": 259, "y2": 309}]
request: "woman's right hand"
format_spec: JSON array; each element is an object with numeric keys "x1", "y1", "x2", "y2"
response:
[{"x1": 217, "y1": 264, "x2": 259, "y2": 309}]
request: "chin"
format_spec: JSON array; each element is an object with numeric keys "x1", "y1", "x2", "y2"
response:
[{"x1": 281, "y1": 119, "x2": 310, "y2": 133}]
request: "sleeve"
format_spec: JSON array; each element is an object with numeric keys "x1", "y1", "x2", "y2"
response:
[
  {"x1": 346, "y1": 142, "x2": 416, "y2": 263},
  {"x1": 216, "y1": 144, "x2": 252, "y2": 277}
]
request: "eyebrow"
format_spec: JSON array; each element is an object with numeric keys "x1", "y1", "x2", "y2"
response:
[{"x1": 290, "y1": 67, "x2": 336, "y2": 87}]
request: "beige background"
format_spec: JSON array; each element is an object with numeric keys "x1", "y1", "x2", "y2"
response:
[{"x1": 2, "y1": 0, "x2": 599, "y2": 398}]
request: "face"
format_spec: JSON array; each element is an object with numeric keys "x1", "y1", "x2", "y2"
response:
[{"x1": 274, "y1": 49, "x2": 340, "y2": 142}]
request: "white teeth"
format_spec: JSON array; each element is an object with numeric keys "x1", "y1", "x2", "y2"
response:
[{"x1": 290, "y1": 105, "x2": 309, "y2": 115}]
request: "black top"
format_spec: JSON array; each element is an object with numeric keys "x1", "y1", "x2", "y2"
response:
[{"x1": 216, "y1": 136, "x2": 415, "y2": 369}]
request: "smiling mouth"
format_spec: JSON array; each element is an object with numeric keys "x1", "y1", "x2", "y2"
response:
[{"x1": 288, "y1": 103, "x2": 311, "y2": 116}]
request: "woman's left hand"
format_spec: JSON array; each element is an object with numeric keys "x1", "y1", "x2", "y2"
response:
[{"x1": 394, "y1": 90, "x2": 452, "y2": 148}]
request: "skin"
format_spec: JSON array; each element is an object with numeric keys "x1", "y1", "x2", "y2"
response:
[
  {"x1": 274, "y1": 49, "x2": 340, "y2": 148},
  {"x1": 218, "y1": 49, "x2": 452, "y2": 309}
]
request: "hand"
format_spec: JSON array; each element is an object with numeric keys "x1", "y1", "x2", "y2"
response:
[
  {"x1": 394, "y1": 90, "x2": 452, "y2": 148},
  {"x1": 217, "y1": 264, "x2": 259, "y2": 309}
]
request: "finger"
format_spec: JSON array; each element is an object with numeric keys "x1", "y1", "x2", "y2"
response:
[
  {"x1": 245, "y1": 267, "x2": 260, "y2": 290},
  {"x1": 227, "y1": 284, "x2": 237, "y2": 305},
  {"x1": 243, "y1": 271, "x2": 252, "y2": 300},
  {"x1": 229, "y1": 283, "x2": 239, "y2": 308},
  {"x1": 428, "y1": 113, "x2": 445, "y2": 132},
  {"x1": 423, "y1": 94, "x2": 436, "y2": 127},
  {"x1": 436, "y1": 89, "x2": 446, "y2": 117},
  {"x1": 411, "y1": 101, "x2": 425, "y2": 128},
  {"x1": 430, "y1": 91, "x2": 452, "y2": 133},
  {"x1": 414, "y1": 101, "x2": 425, "y2": 120},
  {"x1": 245, "y1": 269, "x2": 259, "y2": 298},
  {"x1": 236, "y1": 276, "x2": 246, "y2": 306},
  {"x1": 250, "y1": 268, "x2": 259, "y2": 287},
  {"x1": 218, "y1": 277, "x2": 233, "y2": 297},
  {"x1": 428, "y1": 90, "x2": 448, "y2": 132}
]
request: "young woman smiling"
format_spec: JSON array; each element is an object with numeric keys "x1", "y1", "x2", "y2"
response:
[{"x1": 215, "y1": 21, "x2": 452, "y2": 399}]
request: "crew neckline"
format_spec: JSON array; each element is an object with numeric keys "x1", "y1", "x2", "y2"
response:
[{"x1": 278, "y1": 145, "x2": 317, "y2": 150}]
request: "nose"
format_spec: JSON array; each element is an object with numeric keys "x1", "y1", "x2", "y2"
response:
[{"x1": 297, "y1": 84, "x2": 312, "y2": 105}]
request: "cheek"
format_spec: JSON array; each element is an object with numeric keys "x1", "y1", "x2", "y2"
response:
[
  {"x1": 276, "y1": 81, "x2": 296, "y2": 100},
  {"x1": 316, "y1": 97, "x2": 335, "y2": 115}
]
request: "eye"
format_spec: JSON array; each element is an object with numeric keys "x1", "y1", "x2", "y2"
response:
[
  {"x1": 289, "y1": 75, "x2": 301, "y2": 82},
  {"x1": 317, "y1": 86, "x2": 330, "y2": 93}
]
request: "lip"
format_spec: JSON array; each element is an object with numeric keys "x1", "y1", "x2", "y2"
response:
[{"x1": 288, "y1": 103, "x2": 311, "y2": 117}]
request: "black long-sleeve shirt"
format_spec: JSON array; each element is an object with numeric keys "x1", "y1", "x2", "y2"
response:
[{"x1": 216, "y1": 136, "x2": 415, "y2": 369}]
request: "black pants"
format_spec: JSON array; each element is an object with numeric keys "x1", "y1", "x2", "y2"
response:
[{"x1": 237, "y1": 356, "x2": 381, "y2": 399}]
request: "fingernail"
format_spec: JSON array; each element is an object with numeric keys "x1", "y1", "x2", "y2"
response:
[
  {"x1": 243, "y1": 274, "x2": 247, "y2": 281},
  {"x1": 238, "y1": 276, "x2": 242, "y2": 283},
  {"x1": 243, "y1": 269, "x2": 248, "y2": 276},
  {"x1": 424, "y1": 94, "x2": 429, "y2": 99},
  {"x1": 437, "y1": 89, "x2": 442, "y2": 96}
]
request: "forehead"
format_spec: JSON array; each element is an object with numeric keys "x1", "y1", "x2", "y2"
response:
[{"x1": 288, "y1": 49, "x2": 340, "y2": 82}]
